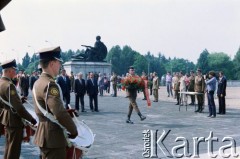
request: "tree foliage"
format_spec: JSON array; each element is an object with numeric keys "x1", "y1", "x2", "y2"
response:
[
  {"x1": 22, "y1": 52, "x2": 31, "y2": 69},
  {"x1": 196, "y1": 49, "x2": 209, "y2": 74},
  {"x1": 15, "y1": 45, "x2": 240, "y2": 80},
  {"x1": 207, "y1": 52, "x2": 234, "y2": 79},
  {"x1": 233, "y1": 47, "x2": 240, "y2": 79}
]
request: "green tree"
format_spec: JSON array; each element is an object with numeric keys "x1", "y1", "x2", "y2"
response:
[
  {"x1": 22, "y1": 52, "x2": 31, "y2": 69},
  {"x1": 233, "y1": 47, "x2": 240, "y2": 79},
  {"x1": 120, "y1": 46, "x2": 136, "y2": 74},
  {"x1": 170, "y1": 58, "x2": 189, "y2": 73},
  {"x1": 107, "y1": 45, "x2": 122, "y2": 75},
  {"x1": 207, "y1": 52, "x2": 233, "y2": 79},
  {"x1": 133, "y1": 54, "x2": 148, "y2": 75},
  {"x1": 196, "y1": 49, "x2": 210, "y2": 74}
]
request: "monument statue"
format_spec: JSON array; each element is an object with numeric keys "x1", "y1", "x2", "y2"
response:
[{"x1": 72, "y1": 36, "x2": 108, "y2": 62}]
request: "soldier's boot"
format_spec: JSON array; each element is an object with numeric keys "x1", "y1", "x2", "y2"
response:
[
  {"x1": 126, "y1": 116, "x2": 133, "y2": 124},
  {"x1": 199, "y1": 105, "x2": 204, "y2": 113},
  {"x1": 195, "y1": 106, "x2": 200, "y2": 112},
  {"x1": 138, "y1": 113, "x2": 146, "y2": 121}
]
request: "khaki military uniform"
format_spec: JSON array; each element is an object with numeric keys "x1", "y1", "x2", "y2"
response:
[
  {"x1": 127, "y1": 88, "x2": 141, "y2": 117},
  {"x1": 194, "y1": 75, "x2": 205, "y2": 111},
  {"x1": 33, "y1": 73, "x2": 77, "y2": 159},
  {"x1": 173, "y1": 76, "x2": 180, "y2": 104},
  {"x1": 188, "y1": 75, "x2": 195, "y2": 104},
  {"x1": 0, "y1": 76, "x2": 35, "y2": 159},
  {"x1": 152, "y1": 76, "x2": 159, "y2": 102},
  {"x1": 127, "y1": 75, "x2": 146, "y2": 121}
]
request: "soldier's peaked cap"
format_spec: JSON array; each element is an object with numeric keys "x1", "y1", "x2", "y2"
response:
[
  {"x1": 37, "y1": 46, "x2": 62, "y2": 62},
  {"x1": 1, "y1": 59, "x2": 17, "y2": 69}
]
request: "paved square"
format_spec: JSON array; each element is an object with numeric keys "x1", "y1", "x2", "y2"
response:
[{"x1": 0, "y1": 87, "x2": 239, "y2": 159}]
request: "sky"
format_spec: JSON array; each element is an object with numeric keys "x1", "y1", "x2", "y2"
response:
[{"x1": 0, "y1": 0, "x2": 239, "y2": 64}]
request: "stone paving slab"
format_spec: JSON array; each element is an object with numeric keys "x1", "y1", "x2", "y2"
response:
[{"x1": 0, "y1": 87, "x2": 240, "y2": 159}]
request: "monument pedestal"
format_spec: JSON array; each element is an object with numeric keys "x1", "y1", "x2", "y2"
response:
[{"x1": 63, "y1": 60, "x2": 111, "y2": 78}]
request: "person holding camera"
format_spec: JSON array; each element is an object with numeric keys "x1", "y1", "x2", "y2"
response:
[{"x1": 205, "y1": 71, "x2": 217, "y2": 118}]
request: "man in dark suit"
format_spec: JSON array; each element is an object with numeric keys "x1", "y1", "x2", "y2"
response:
[
  {"x1": 217, "y1": 71, "x2": 227, "y2": 114},
  {"x1": 74, "y1": 72, "x2": 86, "y2": 114},
  {"x1": 86, "y1": 72, "x2": 99, "y2": 112},
  {"x1": 56, "y1": 69, "x2": 71, "y2": 109},
  {"x1": 29, "y1": 71, "x2": 38, "y2": 90},
  {"x1": 19, "y1": 71, "x2": 30, "y2": 97}
]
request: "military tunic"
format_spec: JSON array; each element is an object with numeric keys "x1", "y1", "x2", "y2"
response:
[
  {"x1": 33, "y1": 73, "x2": 77, "y2": 159},
  {"x1": 194, "y1": 75, "x2": 206, "y2": 111},
  {"x1": 188, "y1": 75, "x2": 195, "y2": 104},
  {"x1": 152, "y1": 76, "x2": 159, "y2": 102},
  {"x1": 127, "y1": 75, "x2": 141, "y2": 118},
  {"x1": 0, "y1": 76, "x2": 35, "y2": 159}
]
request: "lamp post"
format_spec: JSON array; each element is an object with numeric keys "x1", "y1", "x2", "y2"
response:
[{"x1": 28, "y1": 45, "x2": 36, "y2": 70}]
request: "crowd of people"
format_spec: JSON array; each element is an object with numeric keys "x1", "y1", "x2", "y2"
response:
[
  {"x1": 167, "y1": 69, "x2": 227, "y2": 118},
  {"x1": 5, "y1": 66, "x2": 227, "y2": 119},
  {"x1": 0, "y1": 65, "x2": 228, "y2": 120}
]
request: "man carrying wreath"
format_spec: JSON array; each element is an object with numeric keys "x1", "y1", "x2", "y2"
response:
[{"x1": 125, "y1": 66, "x2": 146, "y2": 124}]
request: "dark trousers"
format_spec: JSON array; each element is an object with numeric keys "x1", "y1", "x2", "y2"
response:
[
  {"x1": 113, "y1": 84, "x2": 117, "y2": 96},
  {"x1": 75, "y1": 94, "x2": 85, "y2": 111},
  {"x1": 21, "y1": 88, "x2": 29, "y2": 97},
  {"x1": 175, "y1": 90, "x2": 180, "y2": 103},
  {"x1": 218, "y1": 95, "x2": 226, "y2": 114},
  {"x1": 196, "y1": 94, "x2": 204, "y2": 110},
  {"x1": 4, "y1": 126, "x2": 23, "y2": 159},
  {"x1": 40, "y1": 147, "x2": 66, "y2": 159},
  {"x1": 207, "y1": 91, "x2": 216, "y2": 116},
  {"x1": 190, "y1": 95, "x2": 195, "y2": 104},
  {"x1": 149, "y1": 85, "x2": 153, "y2": 95},
  {"x1": 63, "y1": 93, "x2": 70, "y2": 109},
  {"x1": 89, "y1": 94, "x2": 98, "y2": 111},
  {"x1": 99, "y1": 86, "x2": 104, "y2": 96}
]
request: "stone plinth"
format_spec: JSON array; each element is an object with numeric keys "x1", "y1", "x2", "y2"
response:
[{"x1": 63, "y1": 60, "x2": 111, "y2": 78}]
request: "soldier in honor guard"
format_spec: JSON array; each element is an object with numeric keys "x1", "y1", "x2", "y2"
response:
[
  {"x1": 126, "y1": 66, "x2": 146, "y2": 124},
  {"x1": 33, "y1": 46, "x2": 78, "y2": 159},
  {"x1": 152, "y1": 72, "x2": 159, "y2": 102},
  {"x1": 173, "y1": 72, "x2": 180, "y2": 105},
  {"x1": 188, "y1": 70, "x2": 195, "y2": 105},
  {"x1": 141, "y1": 71, "x2": 147, "y2": 100},
  {"x1": 194, "y1": 69, "x2": 206, "y2": 113},
  {"x1": 0, "y1": 59, "x2": 37, "y2": 159}
]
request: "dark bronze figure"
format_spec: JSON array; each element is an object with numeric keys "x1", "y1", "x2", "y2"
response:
[
  {"x1": 72, "y1": 36, "x2": 108, "y2": 62},
  {"x1": 0, "y1": 0, "x2": 11, "y2": 32}
]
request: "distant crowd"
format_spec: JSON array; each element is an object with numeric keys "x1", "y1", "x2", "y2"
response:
[{"x1": 0, "y1": 68, "x2": 227, "y2": 118}]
